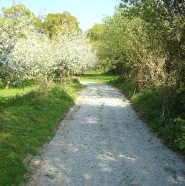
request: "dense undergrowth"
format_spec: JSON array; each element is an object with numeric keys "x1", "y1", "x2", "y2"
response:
[
  {"x1": 0, "y1": 79, "x2": 85, "y2": 186},
  {"x1": 110, "y1": 78, "x2": 185, "y2": 155}
]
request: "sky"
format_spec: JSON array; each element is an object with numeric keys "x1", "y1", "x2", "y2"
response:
[{"x1": 0, "y1": 0, "x2": 120, "y2": 31}]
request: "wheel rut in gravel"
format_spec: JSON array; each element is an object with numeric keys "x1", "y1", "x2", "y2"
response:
[{"x1": 28, "y1": 82, "x2": 185, "y2": 186}]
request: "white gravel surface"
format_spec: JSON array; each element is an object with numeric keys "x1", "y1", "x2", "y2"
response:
[{"x1": 27, "y1": 82, "x2": 185, "y2": 186}]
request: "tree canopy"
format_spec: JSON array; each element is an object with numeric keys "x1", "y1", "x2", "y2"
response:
[{"x1": 36, "y1": 12, "x2": 81, "y2": 38}]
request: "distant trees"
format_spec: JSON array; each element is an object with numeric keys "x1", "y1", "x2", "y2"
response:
[
  {"x1": 2, "y1": 4, "x2": 33, "y2": 20},
  {"x1": 121, "y1": 0, "x2": 185, "y2": 88},
  {"x1": 36, "y1": 12, "x2": 81, "y2": 38},
  {"x1": 86, "y1": 23, "x2": 104, "y2": 47},
  {"x1": 95, "y1": 0, "x2": 185, "y2": 90}
]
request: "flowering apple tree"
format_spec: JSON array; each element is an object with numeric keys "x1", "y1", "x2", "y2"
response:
[{"x1": 0, "y1": 6, "x2": 98, "y2": 86}]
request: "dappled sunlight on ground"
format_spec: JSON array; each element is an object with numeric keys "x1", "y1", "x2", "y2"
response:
[{"x1": 28, "y1": 82, "x2": 185, "y2": 186}]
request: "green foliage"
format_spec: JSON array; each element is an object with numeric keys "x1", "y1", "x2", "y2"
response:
[
  {"x1": 174, "y1": 118, "x2": 185, "y2": 151},
  {"x1": 96, "y1": 0, "x2": 185, "y2": 91},
  {"x1": 0, "y1": 80, "x2": 85, "y2": 186},
  {"x1": 86, "y1": 24, "x2": 104, "y2": 41},
  {"x1": 99, "y1": 9, "x2": 166, "y2": 88},
  {"x1": 2, "y1": 4, "x2": 33, "y2": 21},
  {"x1": 38, "y1": 12, "x2": 81, "y2": 37},
  {"x1": 110, "y1": 78, "x2": 138, "y2": 97},
  {"x1": 86, "y1": 23, "x2": 104, "y2": 48},
  {"x1": 131, "y1": 90, "x2": 163, "y2": 121},
  {"x1": 119, "y1": 0, "x2": 185, "y2": 88}
]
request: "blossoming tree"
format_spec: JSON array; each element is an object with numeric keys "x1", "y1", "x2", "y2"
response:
[{"x1": 0, "y1": 4, "x2": 98, "y2": 87}]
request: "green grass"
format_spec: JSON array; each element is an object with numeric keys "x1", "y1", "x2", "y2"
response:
[
  {"x1": 0, "y1": 79, "x2": 85, "y2": 186},
  {"x1": 0, "y1": 80, "x2": 37, "y2": 98},
  {"x1": 81, "y1": 71, "x2": 118, "y2": 83}
]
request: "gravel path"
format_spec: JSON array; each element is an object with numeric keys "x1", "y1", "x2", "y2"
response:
[{"x1": 28, "y1": 82, "x2": 185, "y2": 186}]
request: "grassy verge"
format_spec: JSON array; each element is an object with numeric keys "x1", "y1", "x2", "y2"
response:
[
  {"x1": 81, "y1": 71, "x2": 118, "y2": 83},
  {"x1": 0, "y1": 79, "x2": 85, "y2": 186},
  {"x1": 110, "y1": 79, "x2": 185, "y2": 155},
  {"x1": 0, "y1": 80, "x2": 37, "y2": 98}
]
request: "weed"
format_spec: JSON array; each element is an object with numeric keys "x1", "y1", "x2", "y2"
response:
[
  {"x1": 120, "y1": 171, "x2": 134, "y2": 185},
  {"x1": 164, "y1": 167, "x2": 177, "y2": 180}
]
